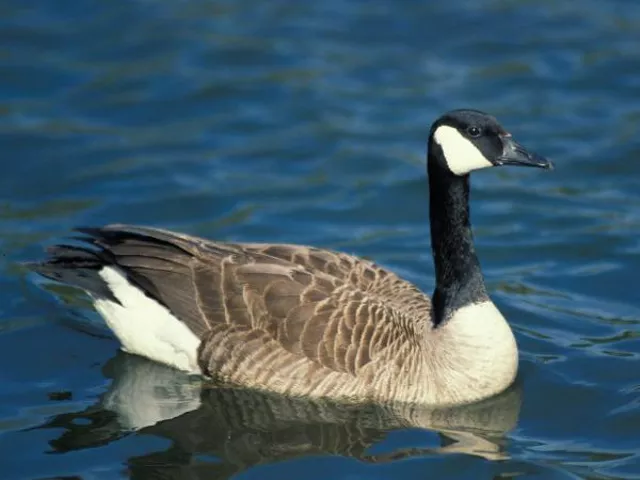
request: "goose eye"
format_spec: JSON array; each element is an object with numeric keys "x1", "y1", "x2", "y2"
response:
[{"x1": 466, "y1": 126, "x2": 482, "y2": 138}]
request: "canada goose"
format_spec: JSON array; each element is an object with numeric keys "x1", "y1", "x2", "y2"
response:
[{"x1": 31, "y1": 109, "x2": 552, "y2": 406}]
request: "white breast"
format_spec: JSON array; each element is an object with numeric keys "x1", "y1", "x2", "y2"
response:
[{"x1": 429, "y1": 301, "x2": 519, "y2": 404}]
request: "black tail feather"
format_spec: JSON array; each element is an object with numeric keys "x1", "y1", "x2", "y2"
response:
[
  {"x1": 31, "y1": 225, "x2": 188, "y2": 306},
  {"x1": 73, "y1": 225, "x2": 196, "y2": 256},
  {"x1": 28, "y1": 243, "x2": 119, "y2": 304},
  {"x1": 31, "y1": 224, "x2": 200, "y2": 309},
  {"x1": 44, "y1": 244, "x2": 104, "y2": 263}
]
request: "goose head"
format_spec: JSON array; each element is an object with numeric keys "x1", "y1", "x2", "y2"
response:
[{"x1": 428, "y1": 109, "x2": 553, "y2": 176}]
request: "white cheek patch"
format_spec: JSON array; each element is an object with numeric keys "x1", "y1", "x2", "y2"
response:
[{"x1": 433, "y1": 125, "x2": 493, "y2": 175}]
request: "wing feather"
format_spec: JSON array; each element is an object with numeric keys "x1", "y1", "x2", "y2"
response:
[{"x1": 67, "y1": 224, "x2": 430, "y2": 380}]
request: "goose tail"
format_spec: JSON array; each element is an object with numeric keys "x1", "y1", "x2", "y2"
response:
[
  {"x1": 27, "y1": 244, "x2": 119, "y2": 303},
  {"x1": 29, "y1": 235, "x2": 203, "y2": 375}
]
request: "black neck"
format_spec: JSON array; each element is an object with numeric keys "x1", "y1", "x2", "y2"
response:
[{"x1": 428, "y1": 144, "x2": 489, "y2": 326}]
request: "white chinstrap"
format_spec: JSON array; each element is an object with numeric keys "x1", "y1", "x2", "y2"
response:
[{"x1": 433, "y1": 125, "x2": 493, "y2": 175}]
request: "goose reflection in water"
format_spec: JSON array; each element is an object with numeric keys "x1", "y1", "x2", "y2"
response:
[{"x1": 37, "y1": 352, "x2": 522, "y2": 479}]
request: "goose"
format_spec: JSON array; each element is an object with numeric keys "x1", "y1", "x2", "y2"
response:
[{"x1": 31, "y1": 109, "x2": 552, "y2": 406}]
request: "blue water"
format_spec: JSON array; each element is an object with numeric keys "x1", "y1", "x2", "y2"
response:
[{"x1": 2, "y1": 0, "x2": 640, "y2": 478}]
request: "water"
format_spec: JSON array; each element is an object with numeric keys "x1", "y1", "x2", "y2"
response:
[{"x1": 1, "y1": 0, "x2": 640, "y2": 478}]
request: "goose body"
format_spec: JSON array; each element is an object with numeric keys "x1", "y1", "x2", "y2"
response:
[{"x1": 32, "y1": 109, "x2": 552, "y2": 406}]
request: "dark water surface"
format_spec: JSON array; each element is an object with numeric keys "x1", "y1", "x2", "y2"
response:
[{"x1": 2, "y1": 1, "x2": 640, "y2": 478}]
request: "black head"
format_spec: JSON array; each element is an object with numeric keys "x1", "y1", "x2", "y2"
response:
[{"x1": 428, "y1": 109, "x2": 553, "y2": 176}]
